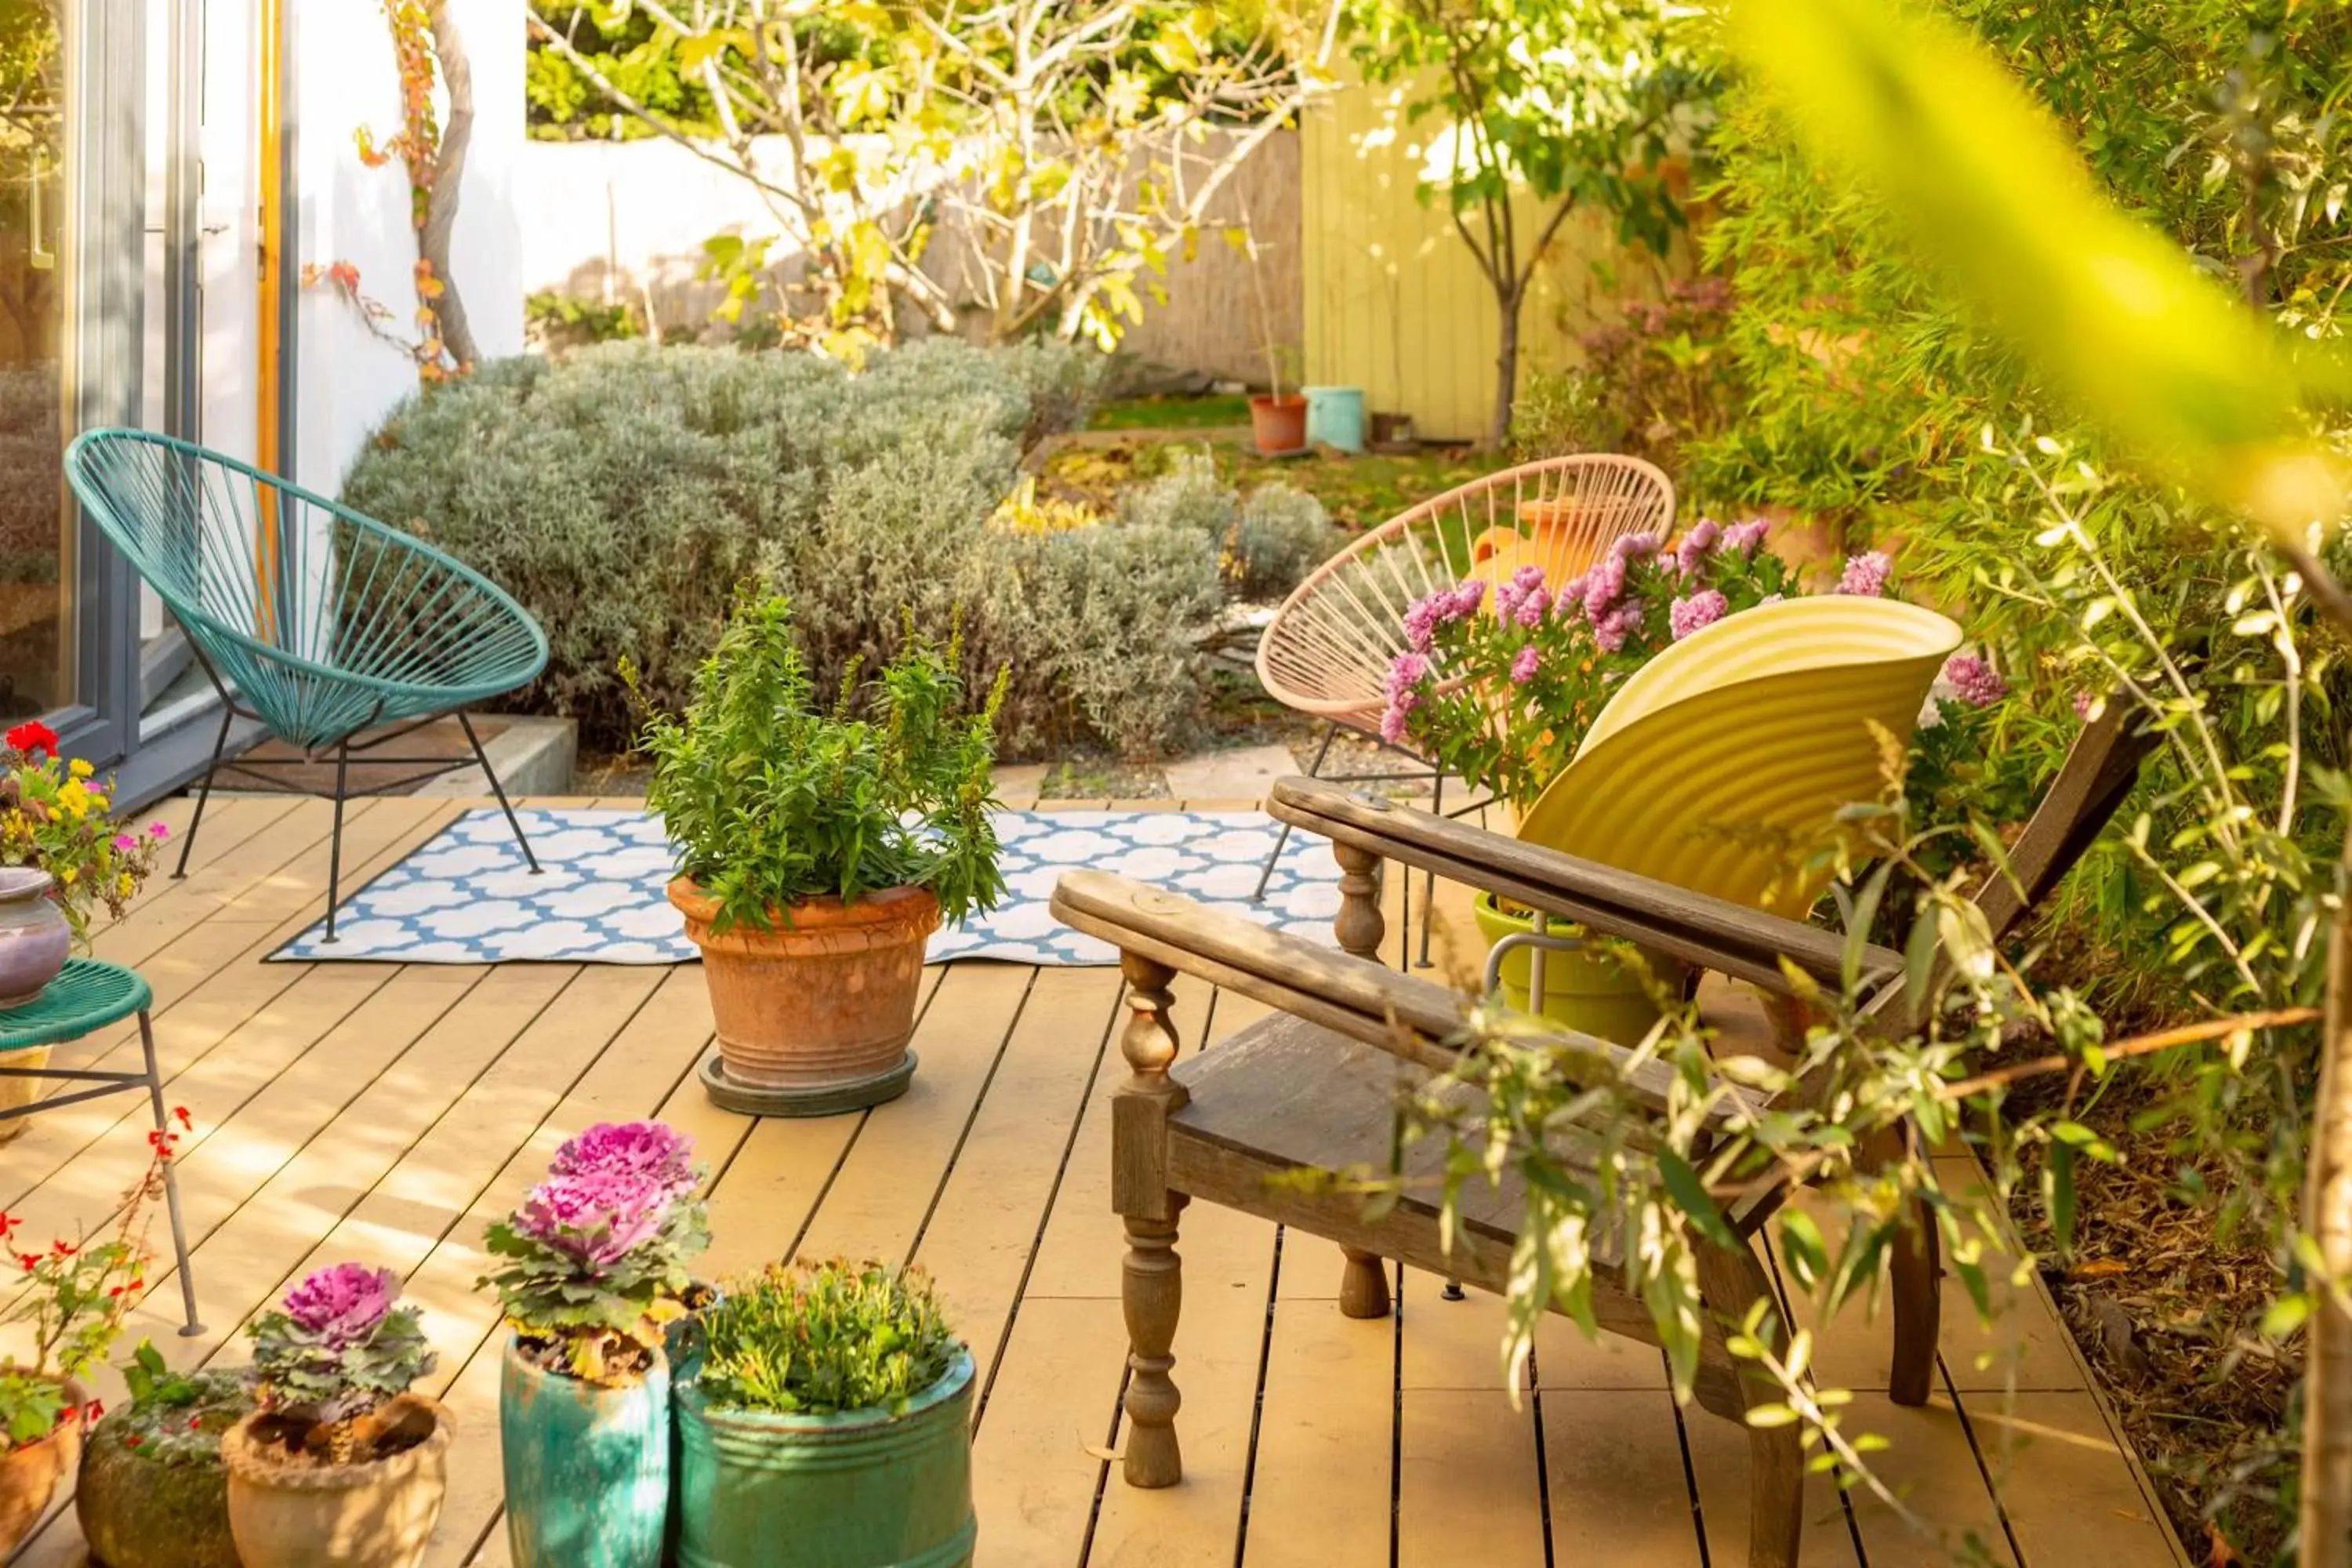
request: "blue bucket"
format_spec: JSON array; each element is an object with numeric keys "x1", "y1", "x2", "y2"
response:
[{"x1": 1302, "y1": 387, "x2": 1366, "y2": 454}]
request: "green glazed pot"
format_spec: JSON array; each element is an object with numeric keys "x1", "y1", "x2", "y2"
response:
[
  {"x1": 675, "y1": 1350, "x2": 976, "y2": 1568},
  {"x1": 500, "y1": 1338, "x2": 670, "y2": 1568},
  {"x1": 1472, "y1": 892, "x2": 1689, "y2": 1045}
]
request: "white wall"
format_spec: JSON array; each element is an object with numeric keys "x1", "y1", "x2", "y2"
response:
[{"x1": 289, "y1": 0, "x2": 522, "y2": 499}]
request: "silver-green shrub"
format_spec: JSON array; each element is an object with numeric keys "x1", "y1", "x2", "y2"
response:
[
  {"x1": 342, "y1": 339, "x2": 1177, "y2": 755},
  {"x1": 1115, "y1": 450, "x2": 1334, "y2": 601}
]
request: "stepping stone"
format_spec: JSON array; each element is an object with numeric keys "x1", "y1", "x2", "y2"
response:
[{"x1": 1161, "y1": 743, "x2": 1302, "y2": 804}]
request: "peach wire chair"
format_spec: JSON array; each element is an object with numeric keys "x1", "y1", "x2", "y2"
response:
[{"x1": 1250, "y1": 452, "x2": 1675, "y2": 958}]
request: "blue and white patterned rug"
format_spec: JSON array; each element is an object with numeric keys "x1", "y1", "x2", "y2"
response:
[{"x1": 271, "y1": 808, "x2": 1343, "y2": 966}]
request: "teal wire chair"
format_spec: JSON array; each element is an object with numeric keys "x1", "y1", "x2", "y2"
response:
[{"x1": 64, "y1": 429, "x2": 549, "y2": 940}]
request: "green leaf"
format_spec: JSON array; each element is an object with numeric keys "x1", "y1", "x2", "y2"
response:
[{"x1": 1654, "y1": 1149, "x2": 1737, "y2": 1251}]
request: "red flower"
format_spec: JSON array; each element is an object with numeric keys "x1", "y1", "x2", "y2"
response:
[
  {"x1": 172, "y1": 1106, "x2": 193, "y2": 1130},
  {"x1": 15, "y1": 1252, "x2": 39, "y2": 1273},
  {"x1": 187, "y1": 1416, "x2": 202, "y2": 1431},
  {"x1": 122, "y1": 1434, "x2": 141, "y2": 1448},
  {"x1": 47, "y1": 1240, "x2": 72, "y2": 1258},
  {"x1": 0, "y1": 1211, "x2": 15, "y2": 1238},
  {"x1": 147, "y1": 1129, "x2": 176, "y2": 1158},
  {"x1": 5, "y1": 720, "x2": 58, "y2": 757},
  {"x1": 82, "y1": 1400, "x2": 102, "y2": 1421}
]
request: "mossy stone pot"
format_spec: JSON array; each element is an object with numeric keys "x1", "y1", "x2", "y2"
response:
[
  {"x1": 502, "y1": 1338, "x2": 670, "y2": 1568},
  {"x1": 1472, "y1": 892, "x2": 1689, "y2": 1046},
  {"x1": 222, "y1": 1393, "x2": 452, "y2": 1568},
  {"x1": 76, "y1": 1413, "x2": 240, "y2": 1568},
  {"x1": 0, "y1": 1377, "x2": 82, "y2": 1558},
  {"x1": 674, "y1": 1349, "x2": 977, "y2": 1568}
]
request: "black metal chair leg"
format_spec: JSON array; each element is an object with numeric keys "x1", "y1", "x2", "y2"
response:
[
  {"x1": 140, "y1": 1010, "x2": 205, "y2": 1337},
  {"x1": 173, "y1": 703, "x2": 233, "y2": 879},
  {"x1": 323, "y1": 741, "x2": 350, "y2": 944},
  {"x1": 1254, "y1": 720, "x2": 1340, "y2": 902},
  {"x1": 460, "y1": 711, "x2": 541, "y2": 874}
]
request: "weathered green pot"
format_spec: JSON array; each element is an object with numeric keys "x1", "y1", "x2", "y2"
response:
[
  {"x1": 500, "y1": 1338, "x2": 670, "y2": 1568},
  {"x1": 675, "y1": 1349, "x2": 976, "y2": 1568},
  {"x1": 76, "y1": 1422, "x2": 240, "y2": 1568}
]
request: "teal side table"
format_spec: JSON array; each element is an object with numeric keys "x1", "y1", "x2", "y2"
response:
[{"x1": 0, "y1": 958, "x2": 203, "y2": 1335}]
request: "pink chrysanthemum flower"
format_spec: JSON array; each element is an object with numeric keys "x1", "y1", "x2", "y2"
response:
[
  {"x1": 1378, "y1": 704, "x2": 1410, "y2": 746},
  {"x1": 1513, "y1": 587, "x2": 1549, "y2": 627},
  {"x1": 1723, "y1": 517, "x2": 1770, "y2": 558},
  {"x1": 1509, "y1": 645, "x2": 1541, "y2": 684},
  {"x1": 1612, "y1": 532, "x2": 1661, "y2": 561},
  {"x1": 1838, "y1": 551, "x2": 1893, "y2": 597},
  {"x1": 1941, "y1": 653, "x2": 2007, "y2": 709},
  {"x1": 1670, "y1": 590, "x2": 1729, "y2": 641},
  {"x1": 1402, "y1": 596, "x2": 1441, "y2": 652},
  {"x1": 1583, "y1": 554, "x2": 1628, "y2": 618},
  {"x1": 1675, "y1": 519, "x2": 1722, "y2": 577},
  {"x1": 1593, "y1": 603, "x2": 1644, "y2": 655}
]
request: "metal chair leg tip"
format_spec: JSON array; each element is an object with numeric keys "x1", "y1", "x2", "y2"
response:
[
  {"x1": 178, "y1": 1321, "x2": 207, "y2": 1338},
  {"x1": 1442, "y1": 1282, "x2": 1466, "y2": 1301}
]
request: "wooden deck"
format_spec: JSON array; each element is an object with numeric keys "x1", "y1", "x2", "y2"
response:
[{"x1": 2, "y1": 789, "x2": 2187, "y2": 1567}]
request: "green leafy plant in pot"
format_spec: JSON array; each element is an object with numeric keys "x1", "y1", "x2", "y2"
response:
[
  {"x1": 674, "y1": 1259, "x2": 976, "y2": 1568},
  {"x1": 76, "y1": 1341, "x2": 250, "y2": 1568},
  {"x1": 0, "y1": 1120, "x2": 177, "y2": 1555},
  {"x1": 630, "y1": 590, "x2": 1007, "y2": 1117},
  {"x1": 477, "y1": 1119, "x2": 710, "y2": 1568},
  {"x1": 222, "y1": 1264, "x2": 446, "y2": 1568}
]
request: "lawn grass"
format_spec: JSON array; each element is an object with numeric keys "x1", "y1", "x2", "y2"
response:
[
  {"x1": 1087, "y1": 393, "x2": 1253, "y2": 430},
  {"x1": 1044, "y1": 428, "x2": 1513, "y2": 531}
]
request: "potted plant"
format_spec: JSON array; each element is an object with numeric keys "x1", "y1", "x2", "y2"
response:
[
  {"x1": 222, "y1": 1264, "x2": 448, "y2": 1568},
  {"x1": 1238, "y1": 222, "x2": 1307, "y2": 456},
  {"x1": 1383, "y1": 522, "x2": 1969, "y2": 1038},
  {"x1": 477, "y1": 1119, "x2": 710, "y2": 1568},
  {"x1": 76, "y1": 1340, "x2": 250, "y2": 1568},
  {"x1": 673, "y1": 1260, "x2": 976, "y2": 1568},
  {"x1": 0, "y1": 1124, "x2": 177, "y2": 1554},
  {"x1": 0, "y1": 720, "x2": 168, "y2": 1140},
  {"x1": 631, "y1": 591, "x2": 1007, "y2": 1116}
]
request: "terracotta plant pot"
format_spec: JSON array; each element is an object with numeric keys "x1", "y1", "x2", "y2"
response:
[
  {"x1": 0, "y1": 1377, "x2": 83, "y2": 1558},
  {"x1": 1247, "y1": 394, "x2": 1308, "y2": 456},
  {"x1": 670, "y1": 879, "x2": 940, "y2": 1117},
  {"x1": 0, "y1": 866, "x2": 69, "y2": 1009},
  {"x1": 222, "y1": 1393, "x2": 453, "y2": 1568},
  {"x1": 0, "y1": 1044, "x2": 50, "y2": 1145}
]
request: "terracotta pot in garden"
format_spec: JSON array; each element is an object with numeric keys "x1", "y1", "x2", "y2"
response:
[
  {"x1": 1247, "y1": 394, "x2": 1308, "y2": 455},
  {"x1": 0, "y1": 1378, "x2": 82, "y2": 1558},
  {"x1": 222, "y1": 1393, "x2": 453, "y2": 1568},
  {"x1": 670, "y1": 878, "x2": 940, "y2": 1116}
]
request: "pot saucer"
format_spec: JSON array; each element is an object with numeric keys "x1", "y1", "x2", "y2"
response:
[{"x1": 697, "y1": 1050, "x2": 918, "y2": 1119}]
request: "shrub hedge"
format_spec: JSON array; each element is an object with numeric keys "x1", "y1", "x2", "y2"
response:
[{"x1": 343, "y1": 339, "x2": 1236, "y2": 758}]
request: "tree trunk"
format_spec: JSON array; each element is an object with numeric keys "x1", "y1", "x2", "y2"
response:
[
  {"x1": 2304, "y1": 830, "x2": 2352, "y2": 1567},
  {"x1": 421, "y1": 0, "x2": 477, "y2": 368},
  {"x1": 1486, "y1": 286, "x2": 1523, "y2": 452}
]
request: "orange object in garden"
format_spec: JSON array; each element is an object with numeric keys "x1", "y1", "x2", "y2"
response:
[
  {"x1": 670, "y1": 879, "x2": 941, "y2": 1116},
  {"x1": 1468, "y1": 487, "x2": 1664, "y2": 591}
]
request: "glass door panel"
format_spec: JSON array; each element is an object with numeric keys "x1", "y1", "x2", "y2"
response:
[{"x1": 0, "y1": 0, "x2": 70, "y2": 722}]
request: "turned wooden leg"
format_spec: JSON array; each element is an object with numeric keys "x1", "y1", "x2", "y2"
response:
[
  {"x1": 1122, "y1": 1202, "x2": 1186, "y2": 1488},
  {"x1": 1338, "y1": 1247, "x2": 1392, "y2": 1319},
  {"x1": 1697, "y1": 1238, "x2": 1803, "y2": 1568}
]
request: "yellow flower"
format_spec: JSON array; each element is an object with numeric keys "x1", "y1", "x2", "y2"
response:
[
  {"x1": 67, "y1": 758, "x2": 92, "y2": 779},
  {"x1": 56, "y1": 782, "x2": 90, "y2": 819},
  {"x1": 115, "y1": 873, "x2": 132, "y2": 897},
  {"x1": 59, "y1": 868, "x2": 74, "y2": 884}
]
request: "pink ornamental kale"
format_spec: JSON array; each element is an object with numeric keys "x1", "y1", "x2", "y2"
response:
[
  {"x1": 554, "y1": 1120, "x2": 699, "y2": 1202},
  {"x1": 283, "y1": 1263, "x2": 397, "y2": 1349},
  {"x1": 1941, "y1": 654, "x2": 2007, "y2": 709},
  {"x1": 1838, "y1": 551, "x2": 1893, "y2": 597},
  {"x1": 1670, "y1": 590, "x2": 1729, "y2": 641},
  {"x1": 517, "y1": 1169, "x2": 673, "y2": 1270}
]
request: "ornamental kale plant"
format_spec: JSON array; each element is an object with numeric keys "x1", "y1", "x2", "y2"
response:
[
  {"x1": 698, "y1": 1260, "x2": 960, "y2": 1418},
  {"x1": 630, "y1": 590, "x2": 1009, "y2": 933},
  {"x1": 477, "y1": 1120, "x2": 710, "y2": 1385},
  {"x1": 247, "y1": 1264, "x2": 436, "y2": 1433},
  {"x1": 1382, "y1": 521, "x2": 1809, "y2": 811}
]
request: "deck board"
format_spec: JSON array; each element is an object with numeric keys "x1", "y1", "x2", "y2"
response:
[{"x1": 1, "y1": 796, "x2": 2189, "y2": 1568}]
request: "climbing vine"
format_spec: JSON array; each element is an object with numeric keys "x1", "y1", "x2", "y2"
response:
[{"x1": 299, "y1": 0, "x2": 477, "y2": 379}]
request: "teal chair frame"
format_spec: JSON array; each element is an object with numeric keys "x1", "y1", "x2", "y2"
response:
[{"x1": 64, "y1": 429, "x2": 550, "y2": 939}]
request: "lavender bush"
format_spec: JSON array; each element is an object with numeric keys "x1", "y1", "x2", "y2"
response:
[{"x1": 477, "y1": 1120, "x2": 710, "y2": 1385}]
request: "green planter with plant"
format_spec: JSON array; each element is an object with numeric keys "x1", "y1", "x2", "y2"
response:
[
  {"x1": 674, "y1": 1260, "x2": 976, "y2": 1568},
  {"x1": 478, "y1": 1119, "x2": 710, "y2": 1567},
  {"x1": 76, "y1": 1341, "x2": 249, "y2": 1568},
  {"x1": 222, "y1": 1264, "x2": 449, "y2": 1568},
  {"x1": 633, "y1": 590, "x2": 1007, "y2": 1116}
]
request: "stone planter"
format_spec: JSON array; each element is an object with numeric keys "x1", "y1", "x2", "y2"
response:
[
  {"x1": 222, "y1": 1393, "x2": 452, "y2": 1568},
  {"x1": 501, "y1": 1338, "x2": 670, "y2": 1568},
  {"x1": 76, "y1": 1407, "x2": 242, "y2": 1568},
  {"x1": 670, "y1": 878, "x2": 938, "y2": 1117},
  {"x1": 673, "y1": 1350, "x2": 976, "y2": 1568},
  {"x1": 0, "y1": 866, "x2": 70, "y2": 1009},
  {"x1": 0, "y1": 1377, "x2": 82, "y2": 1558}
]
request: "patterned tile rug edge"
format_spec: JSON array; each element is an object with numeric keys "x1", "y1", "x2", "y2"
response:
[{"x1": 267, "y1": 806, "x2": 1346, "y2": 967}]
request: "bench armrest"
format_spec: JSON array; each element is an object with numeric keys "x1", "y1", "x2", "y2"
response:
[{"x1": 1268, "y1": 778, "x2": 1900, "y2": 996}]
